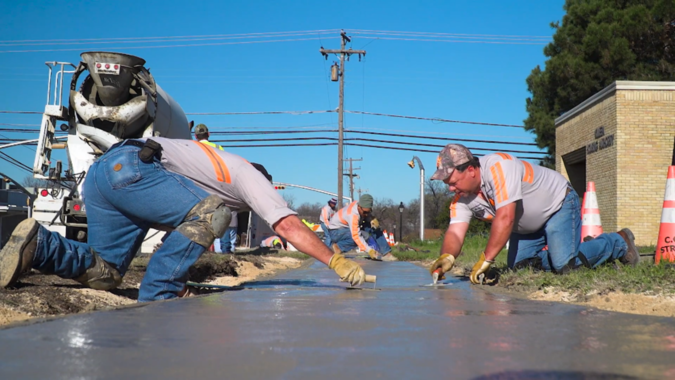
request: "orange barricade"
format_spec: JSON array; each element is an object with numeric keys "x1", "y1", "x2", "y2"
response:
[
  {"x1": 656, "y1": 166, "x2": 675, "y2": 263},
  {"x1": 581, "y1": 182, "x2": 603, "y2": 242}
]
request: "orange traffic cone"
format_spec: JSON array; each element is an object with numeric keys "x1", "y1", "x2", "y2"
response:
[
  {"x1": 656, "y1": 166, "x2": 675, "y2": 263},
  {"x1": 383, "y1": 230, "x2": 392, "y2": 247},
  {"x1": 580, "y1": 182, "x2": 603, "y2": 242}
]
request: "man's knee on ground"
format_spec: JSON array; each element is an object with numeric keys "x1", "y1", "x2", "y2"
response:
[{"x1": 176, "y1": 195, "x2": 231, "y2": 248}]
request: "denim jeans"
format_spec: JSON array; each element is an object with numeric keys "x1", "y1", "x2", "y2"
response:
[
  {"x1": 217, "y1": 227, "x2": 237, "y2": 253},
  {"x1": 328, "y1": 227, "x2": 391, "y2": 255},
  {"x1": 507, "y1": 188, "x2": 628, "y2": 272},
  {"x1": 320, "y1": 222, "x2": 332, "y2": 247},
  {"x1": 33, "y1": 144, "x2": 210, "y2": 302}
]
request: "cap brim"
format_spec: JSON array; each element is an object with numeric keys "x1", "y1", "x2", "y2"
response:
[{"x1": 430, "y1": 168, "x2": 452, "y2": 181}]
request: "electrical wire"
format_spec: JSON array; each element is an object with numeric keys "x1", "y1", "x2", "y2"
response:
[
  {"x1": 345, "y1": 130, "x2": 538, "y2": 146},
  {"x1": 345, "y1": 110, "x2": 524, "y2": 128},
  {"x1": 186, "y1": 110, "x2": 335, "y2": 116}
]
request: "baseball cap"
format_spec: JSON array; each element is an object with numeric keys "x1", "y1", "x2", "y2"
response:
[
  {"x1": 430, "y1": 143, "x2": 474, "y2": 181},
  {"x1": 359, "y1": 194, "x2": 373, "y2": 208},
  {"x1": 194, "y1": 124, "x2": 209, "y2": 135}
]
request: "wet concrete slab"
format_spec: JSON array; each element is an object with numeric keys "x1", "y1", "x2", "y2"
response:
[{"x1": 1, "y1": 259, "x2": 675, "y2": 379}]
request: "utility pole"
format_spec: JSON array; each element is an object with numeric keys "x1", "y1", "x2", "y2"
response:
[
  {"x1": 320, "y1": 30, "x2": 366, "y2": 208},
  {"x1": 343, "y1": 158, "x2": 362, "y2": 201},
  {"x1": 356, "y1": 187, "x2": 369, "y2": 198}
]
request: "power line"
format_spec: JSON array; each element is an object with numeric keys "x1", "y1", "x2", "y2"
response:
[
  {"x1": 344, "y1": 138, "x2": 544, "y2": 155},
  {"x1": 186, "y1": 110, "x2": 335, "y2": 116},
  {"x1": 0, "y1": 111, "x2": 42, "y2": 114},
  {"x1": 0, "y1": 37, "x2": 329, "y2": 54},
  {"x1": 348, "y1": 29, "x2": 552, "y2": 40},
  {"x1": 344, "y1": 110, "x2": 524, "y2": 128},
  {"x1": 0, "y1": 29, "x2": 341, "y2": 44},
  {"x1": 345, "y1": 130, "x2": 538, "y2": 146}
]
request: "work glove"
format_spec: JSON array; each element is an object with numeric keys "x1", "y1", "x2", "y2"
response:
[
  {"x1": 470, "y1": 252, "x2": 494, "y2": 285},
  {"x1": 329, "y1": 253, "x2": 366, "y2": 286},
  {"x1": 429, "y1": 254, "x2": 455, "y2": 280},
  {"x1": 370, "y1": 218, "x2": 380, "y2": 230},
  {"x1": 367, "y1": 249, "x2": 382, "y2": 261}
]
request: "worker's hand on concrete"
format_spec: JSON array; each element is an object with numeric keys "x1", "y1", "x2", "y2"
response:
[
  {"x1": 329, "y1": 253, "x2": 366, "y2": 286},
  {"x1": 469, "y1": 252, "x2": 494, "y2": 284},
  {"x1": 429, "y1": 253, "x2": 455, "y2": 280},
  {"x1": 370, "y1": 218, "x2": 380, "y2": 229},
  {"x1": 367, "y1": 249, "x2": 382, "y2": 261}
]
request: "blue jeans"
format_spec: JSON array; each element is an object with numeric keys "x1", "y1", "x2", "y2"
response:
[
  {"x1": 32, "y1": 144, "x2": 210, "y2": 302},
  {"x1": 328, "y1": 227, "x2": 391, "y2": 255},
  {"x1": 320, "y1": 222, "x2": 332, "y2": 246},
  {"x1": 507, "y1": 188, "x2": 628, "y2": 273},
  {"x1": 218, "y1": 227, "x2": 237, "y2": 253}
]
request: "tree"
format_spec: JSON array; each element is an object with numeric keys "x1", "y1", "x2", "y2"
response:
[{"x1": 525, "y1": 0, "x2": 675, "y2": 164}]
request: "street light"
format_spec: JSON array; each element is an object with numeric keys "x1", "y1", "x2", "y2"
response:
[
  {"x1": 398, "y1": 202, "x2": 405, "y2": 242},
  {"x1": 407, "y1": 156, "x2": 425, "y2": 241}
]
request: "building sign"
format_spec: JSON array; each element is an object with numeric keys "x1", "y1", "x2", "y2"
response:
[{"x1": 587, "y1": 126, "x2": 614, "y2": 154}]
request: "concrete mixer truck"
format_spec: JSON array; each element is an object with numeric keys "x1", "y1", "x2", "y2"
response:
[{"x1": 31, "y1": 52, "x2": 191, "y2": 252}]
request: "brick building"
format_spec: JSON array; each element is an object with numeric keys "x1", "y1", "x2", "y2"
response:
[{"x1": 556, "y1": 81, "x2": 675, "y2": 245}]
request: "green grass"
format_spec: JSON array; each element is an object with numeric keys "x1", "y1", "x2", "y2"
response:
[{"x1": 399, "y1": 235, "x2": 675, "y2": 298}]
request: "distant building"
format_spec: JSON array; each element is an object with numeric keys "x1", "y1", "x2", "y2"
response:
[{"x1": 555, "y1": 81, "x2": 675, "y2": 245}]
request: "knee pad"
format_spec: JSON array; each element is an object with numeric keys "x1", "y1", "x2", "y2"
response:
[
  {"x1": 74, "y1": 249, "x2": 123, "y2": 290},
  {"x1": 175, "y1": 195, "x2": 231, "y2": 248}
]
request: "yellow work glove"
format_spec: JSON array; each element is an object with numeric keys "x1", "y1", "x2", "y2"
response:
[
  {"x1": 329, "y1": 253, "x2": 366, "y2": 286},
  {"x1": 470, "y1": 252, "x2": 494, "y2": 284},
  {"x1": 370, "y1": 218, "x2": 380, "y2": 229},
  {"x1": 429, "y1": 254, "x2": 455, "y2": 280},
  {"x1": 367, "y1": 249, "x2": 382, "y2": 261}
]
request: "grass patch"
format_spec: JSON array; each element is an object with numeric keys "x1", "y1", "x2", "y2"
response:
[{"x1": 400, "y1": 235, "x2": 675, "y2": 298}]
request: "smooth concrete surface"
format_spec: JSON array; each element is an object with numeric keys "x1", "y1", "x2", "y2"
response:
[{"x1": 1, "y1": 259, "x2": 675, "y2": 379}]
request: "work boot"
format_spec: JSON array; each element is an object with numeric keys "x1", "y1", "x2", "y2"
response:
[
  {"x1": 74, "y1": 250, "x2": 122, "y2": 290},
  {"x1": 381, "y1": 253, "x2": 398, "y2": 262},
  {"x1": 331, "y1": 243, "x2": 341, "y2": 255},
  {"x1": 0, "y1": 218, "x2": 39, "y2": 287},
  {"x1": 617, "y1": 228, "x2": 639, "y2": 266}
]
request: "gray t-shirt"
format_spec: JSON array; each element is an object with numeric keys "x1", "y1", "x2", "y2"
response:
[
  {"x1": 449, "y1": 153, "x2": 569, "y2": 234},
  {"x1": 148, "y1": 137, "x2": 296, "y2": 228}
]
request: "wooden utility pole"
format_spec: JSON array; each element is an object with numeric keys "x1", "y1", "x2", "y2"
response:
[
  {"x1": 320, "y1": 30, "x2": 366, "y2": 207},
  {"x1": 343, "y1": 158, "x2": 362, "y2": 201}
]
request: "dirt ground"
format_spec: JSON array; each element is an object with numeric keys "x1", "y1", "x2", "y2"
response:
[{"x1": 0, "y1": 251, "x2": 305, "y2": 328}]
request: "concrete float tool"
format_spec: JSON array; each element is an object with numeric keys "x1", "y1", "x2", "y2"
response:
[
  {"x1": 422, "y1": 268, "x2": 450, "y2": 287},
  {"x1": 347, "y1": 274, "x2": 377, "y2": 290}
]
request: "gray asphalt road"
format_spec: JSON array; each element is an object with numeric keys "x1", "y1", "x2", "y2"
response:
[{"x1": 0, "y1": 259, "x2": 673, "y2": 379}]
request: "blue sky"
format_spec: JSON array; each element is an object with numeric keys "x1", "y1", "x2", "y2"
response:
[{"x1": 0, "y1": 0, "x2": 565, "y2": 207}]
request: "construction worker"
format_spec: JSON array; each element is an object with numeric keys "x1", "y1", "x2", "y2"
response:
[
  {"x1": 0, "y1": 138, "x2": 367, "y2": 301},
  {"x1": 260, "y1": 235, "x2": 284, "y2": 249},
  {"x1": 214, "y1": 210, "x2": 238, "y2": 253},
  {"x1": 326, "y1": 194, "x2": 394, "y2": 261},
  {"x1": 319, "y1": 198, "x2": 337, "y2": 246},
  {"x1": 194, "y1": 123, "x2": 224, "y2": 150},
  {"x1": 428, "y1": 144, "x2": 640, "y2": 284}
]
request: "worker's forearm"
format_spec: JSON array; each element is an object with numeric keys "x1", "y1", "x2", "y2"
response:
[
  {"x1": 273, "y1": 215, "x2": 333, "y2": 265},
  {"x1": 484, "y1": 215, "x2": 513, "y2": 261},
  {"x1": 441, "y1": 230, "x2": 463, "y2": 258}
]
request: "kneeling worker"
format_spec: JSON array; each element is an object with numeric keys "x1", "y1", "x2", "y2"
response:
[
  {"x1": 428, "y1": 144, "x2": 639, "y2": 284},
  {"x1": 326, "y1": 194, "x2": 393, "y2": 261},
  {"x1": 0, "y1": 138, "x2": 367, "y2": 301}
]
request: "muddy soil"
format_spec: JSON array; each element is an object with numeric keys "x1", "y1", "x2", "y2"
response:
[{"x1": 0, "y1": 251, "x2": 305, "y2": 327}]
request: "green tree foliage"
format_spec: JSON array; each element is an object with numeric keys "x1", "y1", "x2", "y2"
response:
[{"x1": 525, "y1": 0, "x2": 675, "y2": 164}]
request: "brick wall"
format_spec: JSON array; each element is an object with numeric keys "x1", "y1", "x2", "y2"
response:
[
  {"x1": 556, "y1": 94, "x2": 618, "y2": 234},
  {"x1": 616, "y1": 90, "x2": 675, "y2": 245},
  {"x1": 556, "y1": 83, "x2": 675, "y2": 246}
]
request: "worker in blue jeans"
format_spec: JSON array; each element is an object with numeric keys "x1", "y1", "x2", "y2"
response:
[{"x1": 0, "y1": 138, "x2": 368, "y2": 301}]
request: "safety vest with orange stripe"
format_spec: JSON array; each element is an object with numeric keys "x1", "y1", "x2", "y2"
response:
[
  {"x1": 199, "y1": 139, "x2": 224, "y2": 151},
  {"x1": 448, "y1": 153, "x2": 570, "y2": 234},
  {"x1": 319, "y1": 204, "x2": 336, "y2": 225},
  {"x1": 327, "y1": 201, "x2": 369, "y2": 251}
]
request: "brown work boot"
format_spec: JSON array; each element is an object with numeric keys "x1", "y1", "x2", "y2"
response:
[
  {"x1": 617, "y1": 228, "x2": 639, "y2": 266},
  {"x1": 381, "y1": 253, "x2": 398, "y2": 262},
  {"x1": 0, "y1": 218, "x2": 39, "y2": 287},
  {"x1": 331, "y1": 243, "x2": 341, "y2": 255}
]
